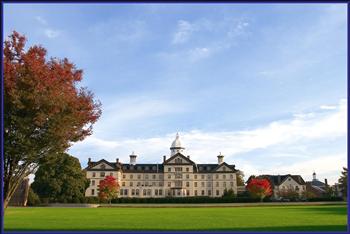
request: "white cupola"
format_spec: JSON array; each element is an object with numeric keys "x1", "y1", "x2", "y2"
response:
[{"x1": 170, "y1": 133, "x2": 185, "y2": 156}]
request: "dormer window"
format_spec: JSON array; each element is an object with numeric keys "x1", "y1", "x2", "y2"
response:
[
  {"x1": 145, "y1": 166, "x2": 149, "y2": 170},
  {"x1": 152, "y1": 166, "x2": 156, "y2": 170}
]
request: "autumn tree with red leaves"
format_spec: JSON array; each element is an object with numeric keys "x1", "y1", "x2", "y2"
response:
[
  {"x1": 3, "y1": 31, "x2": 101, "y2": 208},
  {"x1": 246, "y1": 177, "x2": 272, "y2": 202},
  {"x1": 98, "y1": 176, "x2": 119, "y2": 203}
]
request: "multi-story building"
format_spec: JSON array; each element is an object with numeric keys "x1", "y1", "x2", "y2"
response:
[{"x1": 85, "y1": 134, "x2": 240, "y2": 198}]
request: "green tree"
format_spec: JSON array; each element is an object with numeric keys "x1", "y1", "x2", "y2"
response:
[
  {"x1": 3, "y1": 32, "x2": 101, "y2": 208},
  {"x1": 338, "y1": 167, "x2": 347, "y2": 198},
  {"x1": 27, "y1": 187, "x2": 41, "y2": 206},
  {"x1": 236, "y1": 170, "x2": 245, "y2": 186},
  {"x1": 31, "y1": 153, "x2": 89, "y2": 203}
]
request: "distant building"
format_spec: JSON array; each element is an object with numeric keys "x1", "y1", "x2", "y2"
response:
[
  {"x1": 85, "y1": 134, "x2": 241, "y2": 198},
  {"x1": 305, "y1": 172, "x2": 329, "y2": 197},
  {"x1": 247, "y1": 174, "x2": 306, "y2": 198},
  {"x1": 9, "y1": 178, "x2": 30, "y2": 206}
]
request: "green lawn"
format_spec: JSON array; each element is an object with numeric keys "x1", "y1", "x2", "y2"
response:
[{"x1": 4, "y1": 205, "x2": 348, "y2": 231}]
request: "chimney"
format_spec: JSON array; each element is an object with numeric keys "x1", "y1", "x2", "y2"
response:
[
  {"x1": 187, "y1": 155, "x2": 190, "y2": 159},
  {"x1": 129, "y1": 152, "x2": 137, "y2": 165},
  {"x1": 277, "y1": 175, "x2": 281, "y2": 184},
  {"x1": 116, "y1": 158, "x2": 119, "y2": 164},
  {"x1": 163, "y1": 155, "x2": 166, "y2": 163},
  {"x1": 313, "y1": 171, "x2": 316, "y2": 181},
  {"x1": 88, "y1": 158, "x2": 92, "y2": 166},
  {"x1": 217, "y1": 152, "x2": 224, "y2": 164},
  {"x1": 324, "y1": 178, "x2": 328, "y2": 187}
]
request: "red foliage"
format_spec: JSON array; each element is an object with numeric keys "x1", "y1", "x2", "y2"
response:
[
  {"x1": 98, "y1": 176, "x2": 120, "y2": 202},
  {"x1": 246, "y1": 178, "x2": 272, "y2": 201}
]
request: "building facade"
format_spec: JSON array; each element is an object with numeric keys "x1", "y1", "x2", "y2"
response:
[{"x1": 85, "y1": 134, "x2": 240, "y2": 198}]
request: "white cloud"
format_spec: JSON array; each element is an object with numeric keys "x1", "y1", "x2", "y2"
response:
[
  {"x1": 172, "y1": 20, "x2": 195, "y2": 44},
  {"x1": 320, "y1": 105, "x2": 337, "y2": 110},
  {"x1": 35, "y1": 16, "x2": 47, "y2": 25},
  {"x1": 188, "y1": 47, "x2": 211, "y2": 62},
  {"x1": 70, "y1": 99, "x2": 346, "y2": 184},
  {"x1": 44, "y1": 29, "x2": 60, "y2": 38}
]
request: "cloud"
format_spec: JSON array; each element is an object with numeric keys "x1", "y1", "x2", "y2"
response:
[
  {"x1": 44, "y1": 29, "x2": 60, "y2": 38},
  {"x1": 35, "y1": 16, "x2": 47, "y2": 25},
  {"x1": 70, "y1": 99, "x2": 346, "y2": 184},
  {"x1": 172, "y1": 20, "x2": 195, "y2": 44},
  {"x1": 320, "y1": 105, "x2": 337, "y2": 110}
]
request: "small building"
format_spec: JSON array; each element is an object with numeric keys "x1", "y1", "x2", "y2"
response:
[{"x1": 305, "y1": 172, "x2": 329, "y2": 197}]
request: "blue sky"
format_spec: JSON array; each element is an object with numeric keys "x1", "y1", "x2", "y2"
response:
[{"x1": 4, "y1": 3, "x2": 347, "y2": 184}]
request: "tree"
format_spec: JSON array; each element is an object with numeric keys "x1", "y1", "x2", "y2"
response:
[
  {"x1": 31, "y1": 153, "x2": 89, "y2": 203},
  {"x1": 246, "y1": 178, "x2": 272, "y2": 202},
  {"x1": 3, "y1": 31, "x2": 101, "y2": 208},
  {"x1": 98, "y1": 176, "x2": 119, "y2": 203},
  {"x1": 27, "y1": 187, "x2": 41, "y2": 206},
  {"x1": 222, "y1": 188, "x2": 235, "y2": 198},
  {"x1": 277, "y1": 188, "x2": 300, "y2": 201},
  {"x1": 338, "y1": 167, "x2": 347, "y2": 198},
  {"x1": 236, "y1": 170, "x2": 245, "y2": 186}
]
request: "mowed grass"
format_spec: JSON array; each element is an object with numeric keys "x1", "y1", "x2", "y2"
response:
[{"x1": 4, "y1": 205, "x2": 348, "y2": 231}]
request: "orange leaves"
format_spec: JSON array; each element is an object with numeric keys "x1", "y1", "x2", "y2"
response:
[
  {"x1": 246, "y1": 178, "x2": 272, "y2": 200},
  {"x1": 98, "y1": 176, "x2": 119, "y2": 202}
]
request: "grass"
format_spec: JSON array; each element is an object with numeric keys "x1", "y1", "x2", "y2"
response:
[{"x1": 4, "y1": 205, "x2": 348, "y2": 231}]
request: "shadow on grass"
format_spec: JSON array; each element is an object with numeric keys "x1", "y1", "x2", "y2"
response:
[
  {"x1": 285, "y1": 206, "x2": 347, "y2": 216},
  {"x1": 5, "y1": 225, "x2": 348, "y2": 232}
]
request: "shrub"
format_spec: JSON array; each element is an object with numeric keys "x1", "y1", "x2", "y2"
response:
[{"x1": 27, "y1": 188, "x2": 41, "y2": 206}]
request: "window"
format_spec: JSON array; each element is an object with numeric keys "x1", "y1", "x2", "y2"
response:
[
  {"x1": 130, "y1": 174, "x2": 133, "y2": 179},
  {"x1": 147, "y1": 189, "x2": 151, "y2": 196},
  {"x1": 230, "y1": 174, "x2": 233, "y2": 179},
  {"x1": 91, "y1": 180, "x2": 95, "y2": 186},
  {"x1": 201, "y1": 190, "x2": 205, "y2": 196},
  {"x1": 159, "y1": 182, "x2": 163, "y2": 186},
  {"x1": 194, "y1": 182, "x2": 197, "y2": 187},
  {"x1": 175, "y1": 167, "x2": 182, "y2": 172},
  {"x1": 201, "y1": 175, "x2": 205, "y2": 179},
  {"x1": 153, "y1": 174, "x2": 156, "y2": 179},
  {"x1": 137, "y1": 166, "x2": 141, "y2": 170},
  {"x1": 216, "y1": 182, "x2": 219, "y2": 187},
  {"x1": 168, "y1": 168, "x2": 171, "y2": 172},
  {"x1": 124, "y1": 189, "x2": 128, "y2": 196},
  {"x1": 137, "y1": 182, "x2": 141, "y2": 186},
  {"x1": 143, "y1": 190, "x2": 147, "y2": 196},
  {"x1": 199, "y1": 166, "x2": 203, "y2": 171},
  {"x1": 145, "y1": 175, "x2": 149, "y2": 179},
  {"x1": 92, "y1": 172, "x2": 96, "y2": 177},
  {"x1": 186, "y1": 182, "x2": 190, "y2": 187},
  {"x1": 230, "y1": 182, "x2": 233, "y2": 187},
  {"x1": 208, "y1": 190, "x2": 212, "y2": 196},
  {"x1": 138, "y1": 175, "x2": 141, "y2": 179},
  {"x1": 201, "y1": 182, "x2": 205, "y2": 187},
  {"x1": 152, "y1": 182, "x2": 156, "y2": 186},
  {"x1": 122, "y1": 182, "x2": 125, "y2": 186},
  {"x1": 145, "y1": 166, "x2": 149, "y2": 170},
  {"x1": 168, "y1": 174, "x2": 171, "y2": 179},
  {"x1": 175, "y1": 158, "x2": 182, "y2": 163},
  {"x1": 159, "y1": 189, "x2": 163, "y2": 196},
  {"x1": 194, "y1": 175, "x2": 197, "y2": 179},
  {"x1": 130, "y1": 182, "x2": 133, "y2": 186},
  {"x1": 152, "y1": 166, "x2": 156, "y2": 170},
  {"x1": 207, "y1": 182, "x2": 211, "y2": 187},
  {"x1": 175, "y1": 181, "x2": 182, "y2": 187},
  {"x1": 186, "y1": 174, "x2": 189, "y2": 179},
  {"x1": 168, "y1": 182, "x2": 171, "y2": 187},
  {"x1": 132, "y1": 189, "x2": 135, "y2": 195},
  {"x1": 223, "y1": 174, "x2": 226, "y2": 179},
  {"x1": 110, "y1": 173, "x2": 113, "y2": 176},
  {"x1": 136, "y1": 189, "x2": 139, "y2": 196},
  {"x1": 186, "y1": 167, "x2": 189, "y2": 172},
  {"x1": 123, "y1": 174, "x2": 126, "y2": 179},
  {"x1": 175, "y1": 173, "x2": 182, "y2": 179},
  {"x1": 145, "y1": 182, "x2": 149, "y2": 186},
  {"x1": 91, "y1": 189, "x2": 95, "y2": 195},
  {"x1": 295, "y1": 186, "x2": 299, "y2": 191},
  {"x1": 208, "y1": 175, "x2": 212, "y2": 179},
  {"x1": 100, "y1": 172, "x2": 105, "y2": 177},
  {"x1": 186, "y1": 190, "x2": 190, "y2": 196},
  {"x1": 288, "y1": 178, "x2": 291, "y2": 181},
  {"x1": 223, "y1": 182, "x2": 226, "y2": 187},
  {"x1": 216, "y1": 190, "x2": 219, "y2": 196},
  {"x1": 155, "y1": 189, "x2": 158, "y2": 196},
  {"x1": 216, "y1": 174, "x2": 219, "y2": 179},
  {"x1": 194, "y1": 190, "x2": 198, "y2": 196}
]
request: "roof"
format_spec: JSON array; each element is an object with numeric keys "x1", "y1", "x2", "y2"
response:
[
  {"x1": 85, "y1": 157, "x2": 238, "y2": 173},
  {"x1": 308, "y1": 179, "x2": 326, "y2": 187},
  {"x1": 248, "y1": 174, "x2": 306, "y2": 186}
]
